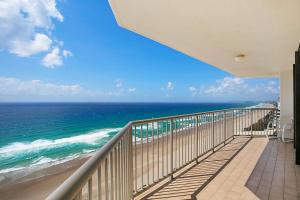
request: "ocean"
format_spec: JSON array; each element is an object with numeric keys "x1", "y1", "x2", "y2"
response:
[{"x1": 0, "y1": 102, "x2": 258, "y2": 176}]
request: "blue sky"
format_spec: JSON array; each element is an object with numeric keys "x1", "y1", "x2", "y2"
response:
[{"x1": 0, "y1": 0, "x2": 279, "y2": 102}]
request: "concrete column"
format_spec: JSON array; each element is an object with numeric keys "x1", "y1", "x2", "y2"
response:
[{"x1": 280, "y1": 69, "x2": 294, "y2": 130}]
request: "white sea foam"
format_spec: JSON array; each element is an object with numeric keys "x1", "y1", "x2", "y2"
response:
[
  {"x1": 0, "y1": 128, "x2": 122, "y2": 156},
  {"x1": 0, "y1": 154, "x2": 81, "y2": 174}
]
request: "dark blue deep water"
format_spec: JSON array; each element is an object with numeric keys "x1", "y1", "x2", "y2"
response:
[{"x1": 0, "y1": 102, "x2": 257, "y2": 173}]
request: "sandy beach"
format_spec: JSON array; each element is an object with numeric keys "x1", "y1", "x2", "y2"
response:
[{"x1": 0, "y1": 158, "x2": 89, "y2": 200}]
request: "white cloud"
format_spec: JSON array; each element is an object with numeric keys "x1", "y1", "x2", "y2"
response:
[
  {"x1": 0, "y1": 0, "x2": 70, "y2": 66},
  {"x1": 189, "y1": 77, "x2": 279, "y2": 101},
  {"x1": 203, "y1": 77, "x2": 248, "y2": 96},
  {"x1": 0, "y1": 77, "x2": 129, "y2": 101},
  {"x1": 128, "y1": 88, "x2": 136, "y2": 92},
  {"x1": 189, "y1": 86, "x2": 197, "y2": 97},
  {"x1": 0, "y1": 77, "x2": 83, "y2": 97},
  {"x1": 268, "y1": 80, "x2": 276, "y2": 85},
  {"x1": 166, "y1": 81, "x2": 174, "y2": 91},
  {"x1": 115, "y1": 79, "x2": 123, "y2": 89},
  {"x1": 63, "y1": 50, "x2": 73, "y2": 57},
  {"x1": 256, "y1": 81, "x2": 279, "y2": 95},
  {"x1": 42, "y1": 47, "x2": 63, "y2": 68},
  {"x1": 160, "y1": 81, "x2": 175, "y2": 97},
  {"x1": 10, "y1": 33, "x2": 52, "y2": 57}
]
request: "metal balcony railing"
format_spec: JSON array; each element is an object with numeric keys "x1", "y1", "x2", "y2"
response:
[{"x1": 46, "y1": 107, "x2": 279, "y2": 200}]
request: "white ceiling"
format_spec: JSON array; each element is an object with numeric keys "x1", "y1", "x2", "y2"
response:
[{"x1": 109, "y1": 0, "x2": 300, "y2": 77}]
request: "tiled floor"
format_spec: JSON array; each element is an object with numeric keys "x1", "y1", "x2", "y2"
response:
[
  {"x1": 138, "y1": 137, "x2": 300, "y2": 200},
  {"x1": 246, "y1": 139, "x2": 299, "y2": 200}
]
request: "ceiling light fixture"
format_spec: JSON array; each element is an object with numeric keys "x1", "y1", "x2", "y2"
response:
[{"x1": 234, "y1": 54, "x2": 245, "y2": 62}]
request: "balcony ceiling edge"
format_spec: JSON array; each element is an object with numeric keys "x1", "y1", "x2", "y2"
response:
[{"x1": 108, "y1": 0, "x2": 300, "y2": 78}]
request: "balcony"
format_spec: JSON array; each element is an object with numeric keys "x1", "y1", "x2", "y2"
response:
[{"x1": 45, "y1": 107, "x2": 297, "y2": 200}]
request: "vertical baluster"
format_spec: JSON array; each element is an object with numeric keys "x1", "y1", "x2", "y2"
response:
[
  {"x1": 212, "y1": 113, "x2": 215, "y2": 152},
  {"x1": 207, "y1": 114, "x2": 209, "y2": 150},
  {"x1": 192, "y1": 116, "x2": 194, "y2": 160},
  {"x1": 185, "y1": 117, "x2": 188, "y2": 164},
  {"x1": 134, "y1": 126, "x2": 137, "y2": 192},
  {"x1": 123, "y1": 137, "x2": 126, "y2": 199},
  {"x1": 98, "y1": 166, "x2": 102, "y2": 200},
  {"x1": 233, "y1": 110, "x2": 235, "y2": 137},
  {"x1": 218, "y1": 113, "x2": 220, "y2": 145},
  {"x1": 117, "y1": 143, "x2": 121, "y2": 200},
  {"x1": 251, "y1": 109, "x2": 253, "y2": 137},
  {"x1": 162, "y1": 121, "x2": 164, "y2": 177},
  {"x1": 203, "y1": 115, "x2": 205, "y2": 152},
  {"x1": 196, "y1": 116, "x2": 199, "y2": 161},
  {"x1": 260, "y1": 110, "x2": 262, "y2": 133},
  {"x1": 233, "y1": 110, "x2": 236, "y2": 137},
  {"x1": 129, "y1": 128, "x2": 134, "y2": 200},
  {"x1": 180, "y1": 118, "x2": 183, "y2": 166},
  {"x1": 152, "y1": 122, "x2": 154, "y2": 183},
  {"x1": 182, "y1": 117, "x2": 185, "y2": 164},
  {"x1": 179, "y1": 119, "x2": 181, "y2": 162},
  {"x1": 75, "y1": 190, "x2": 82, "y2": 200},
  {"x1": 120, "y1": 141, "x2": 123, "y2": 200},
  {"x1": 88, "y1": 177, "x2": 92, "y2": 200},
  {"x1": 166, "y1": 120, "x2": 169, "y2": 175},
  {"x1": 189, "y1": 116, "x2": 191, "y2": 162},
  {"x1": 110, "y1": 152, "x2": 114, "y2": 200},
  {"x1": 170, "y1": 119, "x2": 174, "y2": 179},
  {"x1": 190, "y1": 116, "x2": 192, "y2": 161},
  {"x1": 146, "y1": 124, "x2": 149, "y2": 185},
  {"x1": 239, "y1": 110, "x2": 241, "y2": 135},
  {"x1": 141, "y1": 125, "x2": 144, "y2": 187},
  {"x1": 122, "y1": 138, "x2": 125, "y2": 199},
  {"x1": 105, "y1": 158, "x2": 108, "y2": 200},
  {"x1": 157, "y1": 122, "x2": 160, "y2": 180},
  {"x1": 176, "y1": 118, "x2": 184, "y2": 168},
  {"x1": 114, "y1": 146, "x2": 118, "y2": 199},
  {"x1": 173, "y1": 119, "x2": 176, "y2": 170},
  {"x1": 125, "y1": 133, "x2": 129, "y2": 200},
  {"x1": 152, "y1": 122, "x2": 155, "y2": 183},
  {"x1": 200, "y1": 115, "x2": 203, "y2": 155},
  {"x1": 209, "y1": 114, "x2": 211, "y2": 150},
  {"x1": 187, "y1": 117, "x2": 190, "y2": 162},
  {"x1": 224, "y1": 111, "x2": 226, "y2": 144},
  {"x1": 175, "y1": 119, "x2": 178, "y2": 168},
  {"x1": 249, "y1": 110, "x2": 251, "y2": 134},
  {"x1": 177, "y1": 118, "x2": 180, "y2": 168}
]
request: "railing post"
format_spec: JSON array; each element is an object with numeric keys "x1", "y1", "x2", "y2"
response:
[
  {"x1": 276, "y1": 108, "x2": 280, "y2": 138},
  {"x1": 224, "y1": 111, "x2": 226, "y2": 145},
  {"x1": 196, "y1": 115, "x2": 199, "y2": 163},
  {"x1": 129, "y1": 127, "x2": 134, "y2": 199},
  {"x1": 251, "y1": 109, "x2": 253, "y2": 138},
  {"x1": 212, "y1": 113, "x2": 215, "y2": 152},
  {"x1": 233, "y1": 110, "x2": 235, "y2": 139},
  {"x1": 170, "y1": 119, "x2": 174, "y2": 180}
]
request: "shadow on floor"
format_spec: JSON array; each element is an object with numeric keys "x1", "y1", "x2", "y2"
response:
[
  {"x1": 245, "y1": 139, "x2": 298, "y2": 200},
  {"x1": 140, "y1": 137, "x2": 252, "y2": 200}
]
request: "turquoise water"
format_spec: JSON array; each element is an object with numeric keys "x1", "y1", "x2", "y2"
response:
[{"x1": 0, "y1": 102, "x2": 258, "y2": 174}]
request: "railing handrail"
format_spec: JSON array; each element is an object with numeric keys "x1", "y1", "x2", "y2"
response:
[
  {"x1": 132, "y1": 107, "x2": 277, "y2": 125},
  {"x1": 46, "y1": 106, "x2": 277, "y2": 200},
  {"x1": 46, "y1": 122, "x2": 133, "y2": 200}
]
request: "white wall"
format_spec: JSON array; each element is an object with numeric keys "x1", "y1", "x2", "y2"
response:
[{"x1": 280, "y1": 69, "x2": 294, "y2": 129}]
